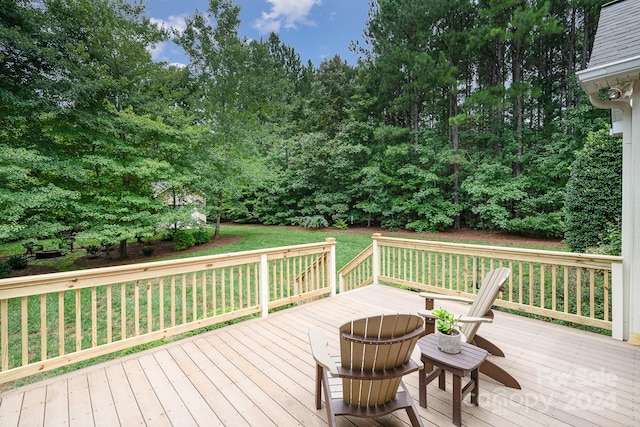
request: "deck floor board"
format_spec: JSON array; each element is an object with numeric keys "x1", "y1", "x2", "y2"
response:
[{"x1": 1, "y1": 284, "x2": 639, "y2": 426}]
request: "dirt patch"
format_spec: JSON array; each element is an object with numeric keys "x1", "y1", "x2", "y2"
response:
[
  {"x1": 8, "y1": 265, "x2": 59, "y2": 277},
  {"x1": 235, "y1": 223, "x2": 565, "y2": 249},
  {"x1": 73, "y1": 236, "x2": 242, "y2": 268},
  {"x1": 7, "y1": 224, "x2": 563, "y2": 278},
  {"x1": 335, "y1": 226, "x2": 565, "y2": 248},
  {"x1": 6, "y1": 235, "x2": 241, "y2": 278}
]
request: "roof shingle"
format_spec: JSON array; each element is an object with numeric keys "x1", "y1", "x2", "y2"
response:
[{"x1": 588, "y1": 0, "x2": 640, "y2": 68}]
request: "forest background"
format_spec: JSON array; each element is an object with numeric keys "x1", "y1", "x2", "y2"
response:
[{"x1": 0, "y1": 0, "x2": 622, "y2": 259}]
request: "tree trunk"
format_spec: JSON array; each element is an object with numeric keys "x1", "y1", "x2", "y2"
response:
[
  {"x1": 567, "y1": 6, "x2": 577, "y2": 108},
  {"x1": 118, "y1": 239, "x2": 128, "y2": 259},
  {"x1": 413, "y1": 85, "x2": 419, "y2": 145},
  {"x1": 581, "y1": 6, "x2": 591, "y2": 70},
  {"x1": 214, "y1": 188, "x2": 223, "y2": 239},
  {"x1": 450, "y1": 89, "x2": 461, "y2": 230},
  {"x1": 512, "y1": 38, "x2": 523, "y2": 178}
]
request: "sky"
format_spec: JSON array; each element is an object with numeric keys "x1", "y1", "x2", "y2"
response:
[{"x1": 145, "y1": 0, "x2": 370, "y2": 67}]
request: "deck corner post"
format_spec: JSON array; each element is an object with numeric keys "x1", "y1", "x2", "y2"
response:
[
  {"x1": 260, "y1": 254, "x2": 269, "y2": 318},
  {"x1": 372, "y1": 233, "x2": 381, "y2": 285},
  {"x1": 326, "y1": 238, "x2": 337, "y2": 297},
  {"x1": 611, "y1": 261, "x2": 626, "y2": 340}
]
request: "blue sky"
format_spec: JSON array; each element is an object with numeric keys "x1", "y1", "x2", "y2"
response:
[{"x1": 145, "y1": 0, "x2": 370, "y2": 67}]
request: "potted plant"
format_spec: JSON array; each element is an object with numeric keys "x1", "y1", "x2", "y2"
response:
[{"x1": 432, "y1": 308, "x2": 461, "y2": 354}]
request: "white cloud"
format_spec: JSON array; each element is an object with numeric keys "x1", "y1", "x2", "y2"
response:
[
  {"x1": 253, "y1": 0, "x2": 321, "y2": 34},
  {"x1": 150, "y1": 14, "x2": 188, "y2": 35},
  {"x1": 149, "y1": 40, "x2": 167, "y2": 62},
  {"x1": 148, "y1": 15, "x2": 188, "y2": 66}
]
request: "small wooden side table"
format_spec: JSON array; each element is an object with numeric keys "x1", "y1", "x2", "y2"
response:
[{"x1": 417, "y1": 334, "x2": 488, "y2": 426}]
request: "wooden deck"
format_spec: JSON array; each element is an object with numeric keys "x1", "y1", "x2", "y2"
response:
[{"x1": 0, "y1": 284, "x2": 638, "y2": 426}]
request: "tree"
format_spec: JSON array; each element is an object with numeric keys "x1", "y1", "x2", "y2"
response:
[
  {"x1": 0, "y1": 0, "x2": 196, "y2": 258},
  {"x1": 176, "y1": 0, "x2": 279, "y2": 238},
  {"x1": 564, "y1": 129, "x2": 622, "y2": 253},
  {"x1": 0, "y1": 1, "x2": 80, "y2": 241}
]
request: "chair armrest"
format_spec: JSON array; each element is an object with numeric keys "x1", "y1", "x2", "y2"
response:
[
  {"x1": 308, "y1": 328, "x2": 339, "y2": 376},
  {"x1": 418, "y1": 309, "x2": 464, "y2": 321},
  {"x1": 417, "y1": 309, "x2": 439, "y2": 320},
  {"x1": 410, "y1": 345, "x2": 423, "y2": 370},
  {"x1": 458, "y1": 316, "x2": 493, "y2": 324},
  {"x1": 419, "y1": 292, "x2": 474, "y2": 304}
]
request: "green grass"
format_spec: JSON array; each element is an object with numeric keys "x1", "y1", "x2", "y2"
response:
[{"x1": 1, "y1": 224, "x2": 566, "y2": 274}]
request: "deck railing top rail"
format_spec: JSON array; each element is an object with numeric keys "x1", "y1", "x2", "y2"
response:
[
  {"x1": 374, "y1": 235, "x2": 623, "y2": 269},
  {"x1": 0, "y1": 240, "x2": 335, "y2": 299}
]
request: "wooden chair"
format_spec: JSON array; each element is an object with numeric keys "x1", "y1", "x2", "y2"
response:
[
  {"x1": 419, "y1": 267, "x2": 521, "y2": 389},
  {"x1": 309, "y1": 314, "x2": 425, "y2": 427}
]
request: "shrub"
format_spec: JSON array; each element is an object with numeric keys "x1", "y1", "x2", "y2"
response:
[
  {"x1": 7, "y1": 254, "x2": 28, "y2": 270},
  {"x1": 296, "y1": 215, "x2": 329, "y2": 229},
  {"x1": 86, "y1": 245, "x2": 100, "y2": 257},
  {"x1": 0, "y1": 261, "x2": 11, "y2": 278},
  {"x1": 173, "y1": 230, "x2": 195, "y2": 251},
  {"x1": 565, "y1": 129, "x2": 622, "y2": 253},
  {"x1": 586, "y1": 218, "x2": 622, "y2": 256},
  {"x1": 192, "y1": 228, "x2": 209, "y2": 245},
  {"x1": 333, "y1": 218, "x2": 348, "y2": 230},
  {"x1": 141, "y1": 246, "x2": 155, "y2": 256}
]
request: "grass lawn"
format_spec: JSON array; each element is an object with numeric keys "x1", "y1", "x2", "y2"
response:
[{"x1": 1, "y1": 223, "x2": 567, "y2": 276}]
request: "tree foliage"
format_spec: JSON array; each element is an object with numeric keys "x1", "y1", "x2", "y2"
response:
[
  {"x1": 565, "y1": 129, "x2": 622, "y2": 253},
  {"x1": 0, "y1": 0, "x2": 618, "y2": 255}
]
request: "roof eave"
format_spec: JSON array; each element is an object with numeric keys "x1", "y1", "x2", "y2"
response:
[{"x1": 577, "y1": 55, "x2": 640, "y2": 95}]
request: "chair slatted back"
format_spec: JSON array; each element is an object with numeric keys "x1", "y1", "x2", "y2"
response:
[
  {"x1": 339, "y1": 314, "x2": 424, "y2": 407},
  {"x1": 460, "y1": 267, "x2": 511, "y2": 341}
]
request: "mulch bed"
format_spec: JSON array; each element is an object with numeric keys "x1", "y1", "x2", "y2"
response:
[
  {"x1": 6, "y1": 225, "x2": 563, "y2": 278},
  {"x1": 8, "y1": 235, "x2": 241, "y2": 278},
  {"x1": 72, "y1": 236, "x2": 242, "y2": 268}
]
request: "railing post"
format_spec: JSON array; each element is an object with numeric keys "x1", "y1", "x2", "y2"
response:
[
  {"x1": 260, "y1": 254, "x2": 269, "y2": 318},
  {"x1": 326, "y1": 238, "x2": 337, "y2": 296},
  {"x1": 372, "y1": 233, "x2": 381, "y2": 285},
  {"x1": 611, "y1": 261, "x2": 625, "y2": 340}
]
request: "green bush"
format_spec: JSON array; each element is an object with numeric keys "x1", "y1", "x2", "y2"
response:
[
  {"x1": 508, "y1": 212, "x2": 564, "y2": 238},
  {"x1": 173, "y1": 230, "x2": 195, "y2": 251},
  {"x1": 0, "y1": 261, "x2": 11, "y2": 278},
  {"x1": 192, "y1": 228, "x2": 209, "y2": 245},
  {"x1": 296, "y1": 215, "x2": 329, "y2": 229},
  {"x1": 141, "y1": 246, "x2": 155, "y2": 256},
  {"x1": 86, "y1": 245, "x2": 100, "y2": 257},
  {"x1": 565, "y1": 129, "x2": 622, "y2": 253},
  {"x1": 333, "y1": 218, "x2": 348, "y2": 230},
  {"x1": 586, "y1": 218, "x2": 622, "y2": 255},
  {"x1": 7, "y1": 254, "x2": 28, "y2": 270}
]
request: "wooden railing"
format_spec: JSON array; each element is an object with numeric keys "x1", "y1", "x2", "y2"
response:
[
  {"x1": 338, "y1": 244, "x2": 373, "y2": 292},
  {"x1": 339, "y1": 234, "x2": 623, "y2": 334},
  {"x1": 0, "y1": 239, "x2": 336, "y2": 384}
]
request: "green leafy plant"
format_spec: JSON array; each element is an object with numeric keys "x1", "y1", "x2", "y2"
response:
[
  {"x1": 332, "y1": 218, "x2": 348, "y2": 230},
  {"x1": 432, "y1": 308, "x2": 458, "y2": 335},
  {"x1": 85, "y1": 245, "x2": 100, "y2": 257},
  {"x1": 7, "y1": 254, "x2": 28, "y2": 270},
  {"x1": 0, "y1": 261, "x2": 11, "y2": 278},
  {"x1": 565, "y1": 129, "x2": 622, "y2": 252},
  {"x1": 191, "y1": 228, "x2": 209, "y2": 245},
  {"x1": 141, "y1": 246, "x2": 155, "y2": 256},
  {"x1": 173, "y1": 230, "x2": 195, "y2": 251},
  {"x1": 296, "y1": 216, "x2": 329, "y2": 229}
]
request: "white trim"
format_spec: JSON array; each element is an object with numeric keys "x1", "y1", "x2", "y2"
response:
[{"x1": 577, "y1": 56, "x2": 640, "y2": 94}]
